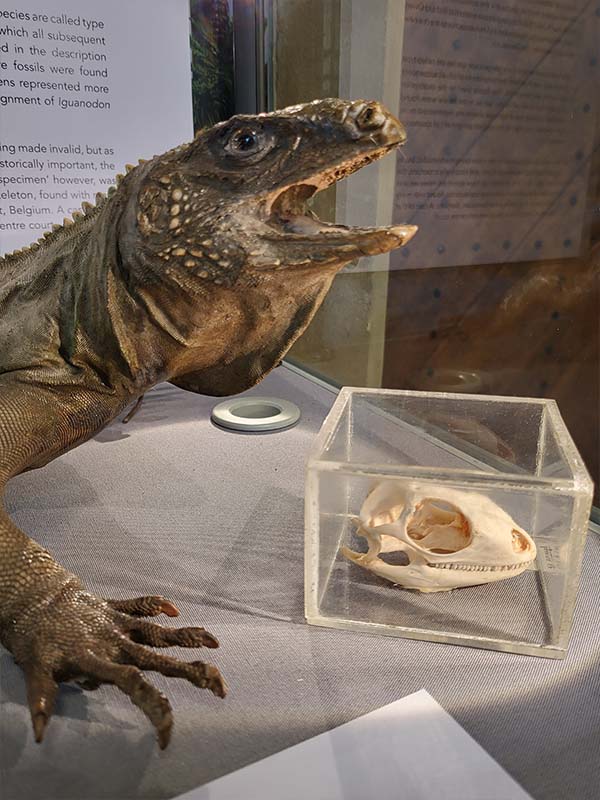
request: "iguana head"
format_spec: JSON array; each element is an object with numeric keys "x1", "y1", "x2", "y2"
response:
[{"x1": 131, "y1": 98, "x2": 416, "y2": 284}]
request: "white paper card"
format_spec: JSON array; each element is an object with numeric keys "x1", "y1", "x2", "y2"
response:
[{"x1": 178, "y1": 690, "x2": 532, "y2": 800}]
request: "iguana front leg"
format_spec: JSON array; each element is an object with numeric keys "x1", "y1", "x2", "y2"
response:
[{"x1": 0, "y1": 378, "x2": 225, "y2": 748}]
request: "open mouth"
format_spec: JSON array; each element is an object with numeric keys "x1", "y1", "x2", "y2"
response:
[
  {"x1": 269, "y1": 183, "x2": 322, "y2": 234},
  {"x1": 264, "y1": 144, "x2": 417, "y2": 246}
]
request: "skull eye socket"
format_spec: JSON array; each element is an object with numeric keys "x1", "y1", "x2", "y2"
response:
[{"x1": 406, "y1": 499, "x2": 472, "y2": 554}]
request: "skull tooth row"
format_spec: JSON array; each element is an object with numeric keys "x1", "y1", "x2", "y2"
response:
[
  {"x1": 341, "y1": 482, "x2": 537, "y2": 592},
  {"x1": 429, "y1": 560, "x2": 536, "y2": 572}
]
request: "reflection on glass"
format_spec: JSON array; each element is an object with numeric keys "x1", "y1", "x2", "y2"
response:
[{"x1": 270, "y1": 0, "x2": 599, "y2": 510}]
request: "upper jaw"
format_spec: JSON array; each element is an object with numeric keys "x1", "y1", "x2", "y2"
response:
[{"x1": 262, "y1": 141, "x2": 399, "y2": 221}]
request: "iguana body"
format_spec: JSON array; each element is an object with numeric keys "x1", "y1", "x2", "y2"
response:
[{"x1": 0, "y1": 98, "x2": 416, "y2": 748}]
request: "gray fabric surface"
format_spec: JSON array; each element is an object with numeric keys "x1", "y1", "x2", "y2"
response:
[{"x1": 0, "y1": 366, "x2": 598, "y2": 800}]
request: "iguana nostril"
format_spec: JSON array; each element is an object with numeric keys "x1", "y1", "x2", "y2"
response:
[{"x1": 356, "y1": 102, "x2": 386, "y2": 131}]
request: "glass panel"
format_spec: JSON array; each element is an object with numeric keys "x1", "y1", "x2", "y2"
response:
[
  {"x1": 270, "y1": 0, "x2": 599, "y2": 511},
  {"x1": 327, "y1": 391, "x2": 549, "y2": 476}
]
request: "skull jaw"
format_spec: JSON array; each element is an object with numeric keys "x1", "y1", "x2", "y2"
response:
[{"x1": 340, "y1": 545, "x2": 532, "y2": 592}]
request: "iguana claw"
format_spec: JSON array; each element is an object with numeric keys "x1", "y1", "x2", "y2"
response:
[
  {"x1": 122, "y1": 395, "x2": 145, "y2": 424},
  {"x1": 106, "y1": 594, "x2": 181, "y2": 618},
  {"x1": 26, "y1": 667, "x2": 58, "y2": 743}
]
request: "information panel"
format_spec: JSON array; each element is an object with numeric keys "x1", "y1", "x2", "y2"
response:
[
  {"x1": 392, "y1": 0, "x2": 597, "y2": 270},
  {"x1": 0, "y1": 0, "x2": 193, "y2": 255}
]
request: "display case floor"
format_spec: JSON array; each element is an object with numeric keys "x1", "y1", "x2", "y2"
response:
[{"x1": 1, "y1": 366, "x2": 598, "y2": 800}]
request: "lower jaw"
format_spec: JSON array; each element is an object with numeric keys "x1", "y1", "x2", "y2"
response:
[{"x1": 267, "y1": 212, "x2": 417, "y2": 243}]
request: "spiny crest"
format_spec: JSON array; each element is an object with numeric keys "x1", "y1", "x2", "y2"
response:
[{"x1": 0, "y1": 156, "x2": 150, "y2": 266}]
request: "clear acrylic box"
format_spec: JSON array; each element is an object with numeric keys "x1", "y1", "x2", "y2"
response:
[{"x1": 305, "y1": 388, "x2": 593, "y2": 658}]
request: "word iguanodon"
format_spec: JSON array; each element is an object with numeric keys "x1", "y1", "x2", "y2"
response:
[{"x1": 0, "y1": 99, "x2": 416, "y2": 748}]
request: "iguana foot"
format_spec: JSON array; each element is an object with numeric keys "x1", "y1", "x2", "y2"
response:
[{"x1": 9, "y1": 586, "x2": 226, "y2": 749}]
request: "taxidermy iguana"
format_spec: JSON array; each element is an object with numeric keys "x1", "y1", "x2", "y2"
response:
[{"x1": 0, "y1": 98, "x2": 416, "y2": 748}]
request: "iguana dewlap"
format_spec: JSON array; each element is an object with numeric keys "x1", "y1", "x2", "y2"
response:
[{"x1": 0, "y1": 98, "x2": 416, "y2": 748}]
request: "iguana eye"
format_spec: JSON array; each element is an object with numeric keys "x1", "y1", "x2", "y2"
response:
[
  {"x1": 235, "y1": 131, "x2": 257, "y2": 150},
  {"x1": 227, "y1": 129, "x2": 260, "y2": 154}
]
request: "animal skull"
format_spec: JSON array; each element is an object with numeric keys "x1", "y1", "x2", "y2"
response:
[{"x1": 340, "y1": 482, "x2": 536, "y2": 592}]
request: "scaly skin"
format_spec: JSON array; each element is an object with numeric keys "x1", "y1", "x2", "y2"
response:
[{"x1": 0, "y1": 98, "x2": 416, "y2": 748}]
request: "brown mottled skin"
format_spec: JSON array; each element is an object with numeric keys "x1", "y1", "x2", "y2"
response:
[{"x1": 0, "y1": 98, "x2": 416, "y2": 748}]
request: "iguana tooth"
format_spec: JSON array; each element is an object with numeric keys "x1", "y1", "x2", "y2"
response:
[
  {"x1": 107, "y1": 186, "x2": 117, "y2": 196},
  {"x1": 43, "y1": 230, "x2": 52, "y2": 238},
  {"x1": 95, "y1": 193, "x2": 105, "y2": 205},
  {"x1": 125, "y1": 164, "x2": 135, "y2": 173},
  {"x1": 72, "y1": 210, "x2": 84, "y2": 220},
  {"x1": 82, "y1": 202, "x2": 94, "y2": 215},
  {"x1": 63, "y1": 218, "x2": 74, "y2": 227},
  {"x1": 116, "y1": 173, "x2": 125, "y2": 183},
  {"x1": 52, "y1": 224, "x2": 62, "y2": 232}
]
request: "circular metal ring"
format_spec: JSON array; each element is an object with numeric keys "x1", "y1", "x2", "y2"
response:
[{"x1": 211, "y1": 397, "x2": 301, "y2": 432}]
